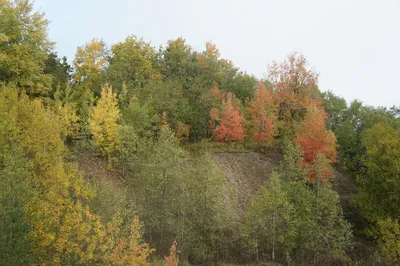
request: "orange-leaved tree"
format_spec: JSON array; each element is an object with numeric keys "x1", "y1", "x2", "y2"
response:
[
  {"x1": 295, "y1": 101, "x2": 337, "y2": 181},
  {"x1": 176, "y1": 122, "x2": 191, "y2": 143},
  {"x1": 109, "y1": 216, "x2": 154, "y2": 266},
  {"x1": 245, "y1": 82, "x2": 277, "y2": 146},
  {"x1": 268, "y1": 52, "x2": 320, "y2": 138},
  {"x1": 210, "y1": 92, "x2": 245, "y2": 149},
  {"x1": 165, "y1": 240, "x2": 178, "y2": 266}
]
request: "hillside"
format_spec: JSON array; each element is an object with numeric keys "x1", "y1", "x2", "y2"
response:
[
  {"x1": 212, "y1": 151, "x2": 279, "y2": 214},
  {"x1": 2, "y1": 1, "x2": 399, "y2": 264}
]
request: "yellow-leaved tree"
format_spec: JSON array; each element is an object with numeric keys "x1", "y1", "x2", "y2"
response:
[
  {"x1": 73, "y1": 38, "x2": 108, "y2": 92},
  {"x1": 0, "y1": 86, "x2": 153, "y2": 265},
  {"x1": 90, "y1": 85, "x2": 121, "y2": 162}
]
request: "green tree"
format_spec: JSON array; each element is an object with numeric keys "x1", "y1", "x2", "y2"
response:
[
  {"x1": 358, "y1": 123, "x2": 400, "y2": 219},
  {"x1": 121, "y1": 96, "x2": 159, "y2": 138},
  {"x1": 321, "y1": 90, "x2": 347, "y2": 132},
  {"x1": 373, "y1": 217, "x2": 400, "y2": 263},
  {"x1": 244, "y1": 171, "x2": 296, "y2": 262},
  {"x1": 0, "y1": 0, "x2": 53, "y2": 95},
  {"x1": 0, "y1": 143, "x2": 35, "y2": 265},
  {"x1": 355, "y1": 123, "x2": 400, "y2": 262},
  {"x1": 106, "y1": 35, "x2": 158, "y2": 97},
  {"x1": 279, "y1": 145, "x2": 352, "y2": 261},
  {"x1": 178, "y1": 154, "x2": 231, "y2": 264},
  {"x1": 133, "y1": 125, "x2": 186, "y2": 251},
  {"x1": 230, "y1": 71, "x2": 258, "y2": 103},
  {"x1": 43, "y1": 52, "x2": 72, "y2": 96}
]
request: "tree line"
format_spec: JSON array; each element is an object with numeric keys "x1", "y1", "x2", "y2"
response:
[{"x1": 1, "y1": 0, "x2": 400, "y2": 265}]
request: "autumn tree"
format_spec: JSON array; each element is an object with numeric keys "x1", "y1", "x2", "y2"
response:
[
  {"x1": 268, "y1": 52, "x2": 320, "y2": 138},
  {"x1": 210, "y1": 92, "x2": 245, "y2": 149},
  {"x1": 73, "y1": 38, "x2": 108, "y2": 94},
  {"x1": 176, "y1": 121, "x2": 191, "y2": 143},
  {"x1": 54, "y1": 85, "x2": 80, "y2": 140},
  {"x1": 0, "y1": 86, "x2": 100, "y2": 264},
  {"x1": 0, "y1": 141, "x2": 34, "y2": 265},
  {"x1": 0, "y1": 0, "x2": 53, "y2": 95},
  {"x1": 245, "y1": 82, "x2": 277, "y2": 147},
  {"x1": 295, "y1": 102, "x2": 337, "y2": 175},
  {"x1": 109, "y1": 216, "x2": 154, "y2": 265},
  {"x1": 165, "y1": 240, "x2": 178, "y2": 266},
  {"x1": 90, "y1": 85, "x2": 121, "y2": 162}
]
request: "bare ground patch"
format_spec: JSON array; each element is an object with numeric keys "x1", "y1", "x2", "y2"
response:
[{"x1": 212, "y1": 151, "x2": 279, "y2": 215}]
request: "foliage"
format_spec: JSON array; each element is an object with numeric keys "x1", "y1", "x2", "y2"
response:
[
  {"x1": 268, "y1": 52, "x2": 320, "y2": 138},
  {"x1": 295, "y1": 102, "x2": 337, "y2": 169},
  {"x1": 373, "y1": 218, "x2": 400, "y2": 263},
  {"x1": 73, "y1": 38, "x2": 108, "y2": 94},
  {"x1": 176, "y1": 121, "x2": 191, "y2": 143},
  {"x1": 109, "y1": 216, "x2": 154, "y2": 265},
  {"x1": 244, "y1": 172, "x2": 296, "y2": 262},
  {"x1": 321, "y1": 91, "x2": 348, "y2": 132},
  {"x1": 245, "y1": 82, "x2": 277, "y2": 146},
  {"x1": 0, "y1": 0, "x2": 53, "y2": 95},
  {"x1": 210, "y1": 92, "x2": 245, "y2": 148},
  {"x1": 90, "y1": 85, "x2": 121, "y2": 161},
  {"x1": 165, "y1": 240, "x2": 179, "y2": 266},
  {"x1": 358, "y1": 123, "x2": 400, "y2": 219},
  {"x1": 2, "y1": 5, "x2": 395, "y2": 263},
  {"x1": 106, "y1": 35, "x2": 158, "y2": 96},
  {"x1": 279, "y1": 149, "x2": 352, "y2": 262},
  {"x1": 44, "y1": 52, "x2": 72, "y2": 94}
]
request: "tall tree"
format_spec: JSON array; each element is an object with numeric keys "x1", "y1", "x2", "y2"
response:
[
  {"x1": 106, "y1": 35, "x2": 158, "y2": 96},
  {"x1": 268, "y1": 52, "x2": 320, "y2": 138},
  {"x1": 321, "y1": 91, "x2": 348, "y2": 132},
  {"x1": 0, "y1": 0, "x2": 54, "y2": 95},
  {"x1": 73, "y1": 38, "x2": 108, "y2": 94},
  {"x1": 358, "y1": 123, "x2": 400, "y2": 219},
  {"x1": 295, "y1": 101, "x2": 337, "y2": 170},
  {"x1": 245, "y1": 82, "x2": 277, "y2": 147},
  {"x1": 244, "y1": 171, "x2": 296, "y2": 262},
  {"x1": 43, "y1": 52, "x2": 72, "y2": 95}
]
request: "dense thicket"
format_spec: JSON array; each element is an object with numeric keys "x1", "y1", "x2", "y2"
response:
[{"x1": 1, "y1": 1, "x2": 400, "y2": 265}]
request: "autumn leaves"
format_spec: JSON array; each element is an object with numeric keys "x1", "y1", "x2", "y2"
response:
[{"x1": 209, "y1": 53, "x2": 336, "y2": 182}]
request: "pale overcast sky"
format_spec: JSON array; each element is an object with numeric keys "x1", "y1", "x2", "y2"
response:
[{"x1": 34, "y1": 0, "x2": 400, "y2": 107}]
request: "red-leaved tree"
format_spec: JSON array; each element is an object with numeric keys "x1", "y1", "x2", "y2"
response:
[
  {"x1": 295, "y1": 101, "x2": 337, "y2": 173},
  {"x1": 246, "y1": 82, "x2": 277, "y2": 146},
  {"x1": 210, "y1": 92, "x2": 245, "y2": 149}
]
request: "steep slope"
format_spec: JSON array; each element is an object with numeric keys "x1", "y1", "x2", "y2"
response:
[{"x1": 212, "y1": 151, "x2": 280, "y2": 214}]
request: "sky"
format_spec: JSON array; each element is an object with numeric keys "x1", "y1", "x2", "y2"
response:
[{"x1": 33, "y1": 0, "x2": 400, "y2": 107}]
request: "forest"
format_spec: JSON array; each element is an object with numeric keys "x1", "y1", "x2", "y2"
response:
[{"x1": 1, "y1": 1, "x2": 400, "y2": 265}]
